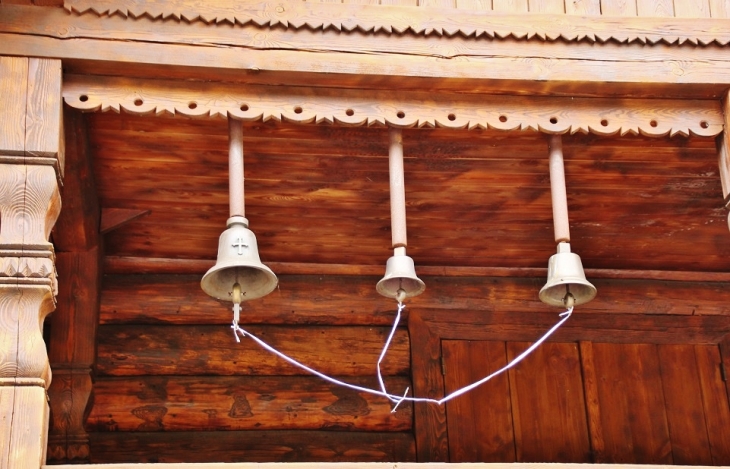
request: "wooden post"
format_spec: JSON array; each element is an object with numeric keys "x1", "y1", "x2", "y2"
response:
[
  {"x1": 0, "y1": 56, "x2": 63, "y2": 469},
  {"x1": 717, "y1": 91, "x2": 730, "y2": 231},
  {"x1": 389, "y1": 128, "x2": 408, "y2": 249},
  {"x1": 46, "y1": 108, "x2": 101, "y2": 464}
]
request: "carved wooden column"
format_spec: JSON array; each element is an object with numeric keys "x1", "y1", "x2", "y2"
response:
[{"x1": 0, "y1": 56, "x2": 63, "y2": 469}]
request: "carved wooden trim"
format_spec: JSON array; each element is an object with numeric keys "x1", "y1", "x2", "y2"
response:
[
  {"x1": 64, "y1": 0, "x2": 730, "y2": 47},
  {"x1": 63, "y1": 75, "x2": 723, "y2": 138}
]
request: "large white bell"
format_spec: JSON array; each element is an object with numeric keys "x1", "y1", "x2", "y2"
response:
[
  {"x1": 201, "y1": 216, "x2": 278, "y2": 302},
  {"x1": 539, "y1": 242, "x2": 596, "y2": 307}
]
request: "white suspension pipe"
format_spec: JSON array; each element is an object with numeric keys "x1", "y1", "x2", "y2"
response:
[
  {"x1": 389, "y1": 128, "x2": 407, "y2": 249},
  {"x1": 549, "y1": 134, "x2": 570, "y2": 244},
  {"x1": 229, "y1": 119, "x2": 245, "y2": 219}
]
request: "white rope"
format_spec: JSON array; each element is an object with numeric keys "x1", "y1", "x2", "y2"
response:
[{"x1": 231, "y1": 305, "x2": 573, "y2": 410}]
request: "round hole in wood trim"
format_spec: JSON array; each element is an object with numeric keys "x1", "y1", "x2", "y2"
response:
[
  {"x1": 499, "y1": 115, "x2": 508, "y2": 123},
  {"x1": 448, "y1": 113, "x2": 456, "y2": 121},
  {"x1": 134, "y1": 98, "x2": 144, "y2": 106},
  {"x1": 397, "y1": 111, "x2": 406, "y2": 119},
  {"x1": 188, "y1": 102, "x2": 198, "y2": 110},
  {"x1": 240, "y1": 104, "x2": 249, "y2": 112},
  {"x1": 700, "y1": 120, "x2": 709, "y2": 129},
  {"x1": 550, "y1": 117, "x2": 558, "y2": 124},
  {"x1": 294, "y1": 106, "x2": 303, "y2": 114},
  {"x1": 79, "y1": 95, "x2": 89, "y2": 102},
  {"x1": 600, "y1": 119, "x2": 609, "y2": 127},
  {"x1": 345, "y1": 109, "x2": 354, "y2": 116},
  {"x1": 650, "y1": 119, "x2": 658, "y2": 127}
]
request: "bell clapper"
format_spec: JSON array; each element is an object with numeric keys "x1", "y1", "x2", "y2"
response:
[
  {"x1": 395, "y1": 288, "x2": 406, "y2": 306},
  {"x1": 563, "y1": 286, "x2": 576, "y2": 309},
  {"x1": 232, "y1": 282, "x2": 243, "y2": 325}
]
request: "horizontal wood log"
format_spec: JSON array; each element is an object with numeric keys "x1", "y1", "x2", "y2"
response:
[
  {"x1": 98, "y1": 274, "x2": 730, "y2": 326},
  {"x1": 87, "y1": 376, "x2": 412, "y2": 432},
  {"x1": 96, "y1": 325, "x2": 409, "y2": 376},
  {"x1": 44, "y1": 464, "x2": 730, "y2": 469},
  {"x1": 3, "y1": 6, "x2": 730, "y2": 98},
  {"x1": 411, "y1": 309, "x2": 730, "y2": 345},
  {"x1": 87, "y1": 430, "x2": 416, "y2": 463}
]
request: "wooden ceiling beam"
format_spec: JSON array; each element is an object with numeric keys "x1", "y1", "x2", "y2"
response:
[
  {"x1": 63, "y1": 74, "x2": 723, "y2": 137},
  {"x1": 3, "y1": 5, "x2": 730, "y2": 98}
]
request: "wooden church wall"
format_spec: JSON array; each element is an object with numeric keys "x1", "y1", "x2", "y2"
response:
[{"x1": 79, "y1": 272, "x2": 730, "y2": 464}]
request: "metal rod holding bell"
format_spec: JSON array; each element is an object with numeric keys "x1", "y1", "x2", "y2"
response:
[
  {"x1": 201, "y1": 118, "x2": 278, "y2": 303},
  {"x1": 376, "y1": 128, "x2": 425, "y2": 302},
  {"x1": 539, "y1": 134, "x2": 597, "y2": 308}
]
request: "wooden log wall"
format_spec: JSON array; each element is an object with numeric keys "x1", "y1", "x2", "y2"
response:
[
  {"x1": 84, "y1": 272, "x2": 730, "y2": 464},
  {"x1": 86, "y1": 274, "x2": 416, "y2": 464}
]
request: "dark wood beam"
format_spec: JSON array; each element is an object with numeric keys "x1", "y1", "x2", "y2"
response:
[
  {"x1": 47, "y1": 108, "x2": 101, "y2": 465},
  {"x1": 2, "y1": 5, "x2": 730, "y2": 98},
  {"x1": 100, "y1": 208, "x2": 150, "y2": 234}
]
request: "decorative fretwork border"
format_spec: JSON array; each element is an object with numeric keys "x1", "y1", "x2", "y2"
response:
[
  {"x1": 64, "y1": 0, "x2": 730, "y2": 46},
  {"x1": 63, "y1": 74, "x2": 723, "y2": 138}
]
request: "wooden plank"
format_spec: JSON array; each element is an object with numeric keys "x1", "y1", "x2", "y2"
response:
[
  {"x1": 579, "y1": 342, "x2": 605, "y2": 463},
  {"x1": 87, "y1": 375, "x2": 412, "y2": 432},
  {"x1": 565, "y1": 0, "x2": 600, "y2": 14},
  {"x1": 0, "y1": 56, "x2": 27, "y2": 155},
  {"x1": 675, "y1": 0, "x2": 711, "y2": 17},
  {"x1": 507, "y1": 342, "x2": 591, "y2": 462},
  {"x1": 718, "y1": 94, "x2": 730, "y2": 202},
  {"x1": 591, "y1": 343, "x2": 672, "y2": 463},
  {"x1": 96, "y1": 325, "x2": 410, "y2": 377},
  {"x1": 710, "y1": 0, "x2": 730, "y2": 17},
  {"x1": 695, "y1": 344, "x2": 730, "y2": 464},
  {"x1": 528, "y1": 0, "x2": 565, "y2": 13},
  {"x1": 600, "y1": 0, "x2": 636, "y2": 16},
  {"x1": 419, "y1": 0, "x2": 455, "y2": 6},
  {"x1": 88, "y1": 431, "x2": 416, "y2": 463},
  {"x1": 414, "y1": 309, "x2": 730, "y2": 345},
  {"x1": 636, "y1": 0, "x2": 673, "y2": 16},
  {"x1": 24, "y1": 58, "x2": 62, "y2": 161},
  {"x1": 455, "y1": 0, "x2": 491, "y2": 9},
  {"x1": 657, "y1": 344, "x2": 712, "y2": 465},
  {"x1": 98, "y1": 274, "x2": 730, "y2": 326},
  {"x1": 493, "y1": 0, "x2": 528, "y2": 11},
  {"x1": 442, "y1": 340, "x2": 515, "y2": 462},
  {"x1": 409, "y1": 312, "x2": 448, "y2": 462}
]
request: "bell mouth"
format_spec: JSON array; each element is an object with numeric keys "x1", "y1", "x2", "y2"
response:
[{"x1": 376, "y1": 255, "x2": 426, "y2": 300}]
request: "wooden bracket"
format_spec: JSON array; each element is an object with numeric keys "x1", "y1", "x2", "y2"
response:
[{"x1": 63, "y1": 75, "x2": 723, "y2": 138}]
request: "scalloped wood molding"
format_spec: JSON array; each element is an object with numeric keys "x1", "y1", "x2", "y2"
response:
[
  {"x1": 64, "y1": 0, "x2": 730, "y2": 46},
  {"x1": 63, "y1": 74, "x2": 723, "y2": 138}
]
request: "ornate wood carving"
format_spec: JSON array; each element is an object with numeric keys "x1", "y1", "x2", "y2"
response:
[
  {"x1": 63, "y1": 75, "x2": 723, "y2": 138},
  {"x1": 64, "y1": 0, "x2": 730, "y2": 46}
]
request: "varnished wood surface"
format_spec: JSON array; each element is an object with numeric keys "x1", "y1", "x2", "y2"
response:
[
  {"x1": 87, "y1": 431, "x2": 416, "y2": 463},
  {"x1": 87, "y1": 376, "x2": 412, "y2": 432},
  {"x1": 84, "y1": 113, "x2": 730, "y2": 276}
]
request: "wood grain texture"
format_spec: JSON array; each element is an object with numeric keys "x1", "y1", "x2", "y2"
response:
[
  {"x1": 565, "y1": 0, "x2": 600, "y2": 14},
  {"x1": 0, "y1": 386, "x2": 48, "y2": 469},
  {"x1": 675, "y1": 0, "x2": 711, "y2": 17},
  {"x1": 0, "y1": 286, "x2": 55, "y2": 385},
  {"x1": 591, "y1": 343, "x2": 672, "y2": 464},
  {"x1": 47, "y1": 369, "x2": 92, "y2": 464},
  {"x1": 710, "y1": 0, "x2": 730, "y2": 17},
  {"x1": 600, "y1": 0, "x2": 637, "y2": 16},
  {"x1": 657, "y1": 344, "x2": 712, "y2": 465},
  {"x1": 24, "y1": 58, "x2": 62, "y2": 161},
  {"x1": 443, "y1": 340, "x2": 515, "y2": 462},
  {"x1": 87, "y1": 375, "x2": 412, "y2": 432},
  {"x1": 52, "y1": 108, "x2": 99, "y2": 251},
  {"x1": 63, "y1": 75, "x2": 724, "y2": 138},
  {"x1": 493, "y1": 0, "x2": 528, "y2": 12},
  {"x1": 0, "y1": 164, "x2": 61, "y2": 250},
  {"x1": 695, "y1": 344, "x2": 730, "y2": 464},
  {"x1": 578, "y1": 341, "x2": 605, "y2": 463},
  {"x1": 529, "y1": 0, "x2": 565, "y2": 13},
  {"x1": 636, "y1": 0, "x2": 673, "y2": 16},
  {"x1": 507, "y1": 342, "x2": 591, "y2": 463},
  {"x1": 87, "y1": 431, "x2": 416, "y2": 463},
  {"x1": 0, "y1": 56, "x2": 27, "y2": 155},
  {"x1": 6, "y1": 11, "x2": 730, "y2": 101},
  {"x1": 96, "y1": 325, "x2": 409, "y2": 377}
]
